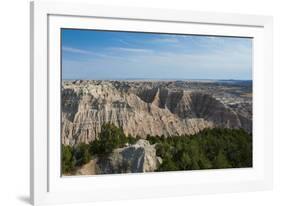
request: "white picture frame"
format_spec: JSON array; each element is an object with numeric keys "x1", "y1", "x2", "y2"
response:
[{"x1": 30, "y1": 1, "x2": 273, "y2": 205}]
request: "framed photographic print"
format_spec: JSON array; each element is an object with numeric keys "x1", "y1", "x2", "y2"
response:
[{"x1": 30, "y1": 1, "x2": 273, "y2": 205}]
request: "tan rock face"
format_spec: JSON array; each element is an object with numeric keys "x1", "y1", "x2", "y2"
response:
[{"x1": 62, "y1": 80, "x2": 252, "y2": 145}]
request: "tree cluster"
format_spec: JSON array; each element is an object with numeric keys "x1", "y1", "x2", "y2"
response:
[
  {"x1": 62, "y1": 143, "x2": 91, "y2": 173},
  {"x1": 62, "y1": 123, "x2": 252, "y2": 174},
  {"x1": 147, "y1": 128, "x2": 252, "y2": 171}
]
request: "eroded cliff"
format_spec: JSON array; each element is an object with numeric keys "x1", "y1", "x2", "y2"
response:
[{"x1": 62, "y1": 80, "x2": 252, "y2": 145}]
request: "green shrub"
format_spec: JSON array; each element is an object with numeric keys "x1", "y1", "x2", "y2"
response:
[
  {"x1": 90, "y1": 123, "x2": 127, "y2": 155},
  {"x1": 74, "y1": 143, "x2": 91, "y2": 166},
  {"x1": 62, "y1": 145, "x2": 75, "y2": 173}
]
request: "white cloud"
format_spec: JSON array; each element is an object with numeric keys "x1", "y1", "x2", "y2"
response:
[
  {"x1": 62, "y1": 46, "x2": 93, "y2": 55},
  {"x1": 63, "y1": 46, "x2": 111, "y2": 58},
  {"x1": 118, "y1": 39, "x2": 131, "y2": 46},
  {"x1": 108, "y1": 47, "x2": 153, "y2": 53},
  {"x1": 153, "y1": 37, "x2": 179, "y2": 43}
]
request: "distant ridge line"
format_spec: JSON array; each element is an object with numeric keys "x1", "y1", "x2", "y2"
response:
[{"x1": 62, "y1": 78, "x2": 253, "y2": 81}]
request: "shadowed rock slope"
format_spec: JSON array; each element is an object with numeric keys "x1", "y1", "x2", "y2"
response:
[{"x1": 62, "y1": 80, "x2": 252, "y2": 145}]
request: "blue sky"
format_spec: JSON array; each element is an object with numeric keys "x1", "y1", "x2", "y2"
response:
[{"x1": 62, "y1": 29, "x2": 252, "y2": 80}]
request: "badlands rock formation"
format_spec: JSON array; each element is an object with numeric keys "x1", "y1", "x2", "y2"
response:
[
  {"x1": 62, "y1": 80, "x2": 252, "y2": 145},
  {"x1": 97, "y1": 139, "x2": 161, "y2": 174}
]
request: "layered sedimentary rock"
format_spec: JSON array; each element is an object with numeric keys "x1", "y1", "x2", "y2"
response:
[{"x1": 62, "y1": 80, "x2": 252, "y2": 145}]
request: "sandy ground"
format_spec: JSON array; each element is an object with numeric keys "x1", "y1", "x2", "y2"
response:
[{"x1": 74, "y1": 158, "x2": 98, "y2": 176}]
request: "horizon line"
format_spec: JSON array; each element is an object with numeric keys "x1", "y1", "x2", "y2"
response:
[{"x1": 62, "y1": 78, "x2": 253, "y2": 81}]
